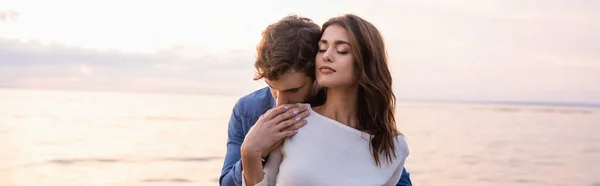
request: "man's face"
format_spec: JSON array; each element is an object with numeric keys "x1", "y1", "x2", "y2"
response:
[{"x1": 265, "y1": 70, "x2": 314, "y2": 106}]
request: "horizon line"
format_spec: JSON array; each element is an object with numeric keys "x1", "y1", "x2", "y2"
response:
[
  {"x1": 397, "y1": 99, "x2": 600, "y2": 108},
  {"x1": 2, "y1": 86, "x2": 599, "y2": 108}
]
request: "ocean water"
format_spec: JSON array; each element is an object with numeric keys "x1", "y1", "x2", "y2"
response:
[{"x1": 0, "y1": 88, "x2": 598, "y2": 186}]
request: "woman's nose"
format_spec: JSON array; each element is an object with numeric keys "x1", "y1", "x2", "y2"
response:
[{"x1": 322, "y1": 50, "x2": 333, "y2": 63}]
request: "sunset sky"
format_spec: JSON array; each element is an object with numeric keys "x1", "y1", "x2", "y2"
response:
[{"x1": 1, "y1": 0, "x2": 599, "y2": 104}]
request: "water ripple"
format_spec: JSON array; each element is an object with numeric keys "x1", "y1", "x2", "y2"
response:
[
  {"x1": 44, "y1": 156, "x2": 223, "y2": 166},
  {"x1": 161, "y1": 157, "x2": 221, "y2": 162},
  {"x1": 48, "y1": 158, "x2": 122, "y2": 165},
  {"x1": 141, "y1": 178, "x2": 193, "y2": 183}
]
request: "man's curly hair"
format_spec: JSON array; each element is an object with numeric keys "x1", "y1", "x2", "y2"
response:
[{"x1": 254, "y1": 15, "x2": 322, "y2": 80}]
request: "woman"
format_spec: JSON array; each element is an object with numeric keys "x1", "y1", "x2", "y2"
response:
[{"x1": 242, "y1": 14, "x2": 410, "y2": 186}]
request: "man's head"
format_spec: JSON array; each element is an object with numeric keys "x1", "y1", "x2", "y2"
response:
[{"x1": 254, "y1": 15, "x2": 322, "y2": 106}]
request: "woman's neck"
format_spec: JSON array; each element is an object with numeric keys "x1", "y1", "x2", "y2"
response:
[{"x1": 316, "y1": 86, "x2": 359, "y2": 129}]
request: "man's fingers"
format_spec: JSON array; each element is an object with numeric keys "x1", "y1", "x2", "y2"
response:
[{"x1": 264, "y1": 104, "x2": 299, "y2": 120}]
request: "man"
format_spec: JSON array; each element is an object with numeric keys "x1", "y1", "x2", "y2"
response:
[{"x1": 219, "y1": 15, "x2": 412, "y2": 186}]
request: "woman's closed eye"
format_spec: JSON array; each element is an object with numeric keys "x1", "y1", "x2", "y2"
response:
[{"x1": 318, "y1": 48, "x2": 349, "y2": 54}]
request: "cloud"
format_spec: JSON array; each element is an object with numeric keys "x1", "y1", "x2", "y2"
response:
[
  {"x1": 353, "y1": 1, "x2": 600, "y2": 104},
  {"x1": 79, "y1": 65, "x2": 93, "y2": 76},
  {"x1": 0, "y1": 11, "x2": 19, "y2": 22},
  {"x1": 0, "y1": 38, "x2": 264, "y2": 95},
  {"x1": 1, "y1": 1, "x2": 599, "y2": 103},
  {"x1": 357, "y1": 0, "x2": 600, "y2": 70},
  {"x1": 392, "y1": 65, "x2": 600, "y2": 103}
]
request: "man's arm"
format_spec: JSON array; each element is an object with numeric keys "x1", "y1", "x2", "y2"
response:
[
  {"x1": 396, "y1": 167, "x2": 412, "y2": 186},
  {"x1": 219, "y1": 105, "x2": 245, "y2": 186}
]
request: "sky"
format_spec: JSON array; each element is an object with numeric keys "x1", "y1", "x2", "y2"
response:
[{"x1": 1, "y1": 0, "x2": 599, "y2": 103}]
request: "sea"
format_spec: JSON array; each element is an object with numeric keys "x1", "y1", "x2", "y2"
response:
[{"x1": 1, "y1": 88, "x2": 598, "y2": 186}]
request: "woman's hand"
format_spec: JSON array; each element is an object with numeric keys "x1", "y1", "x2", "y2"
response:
[
  {"x1": 240, "y1": 103, "x2": 309, "y2": 185},
  {"x1": 242, "y1": 103, "x2": 309, "y2": 157}
]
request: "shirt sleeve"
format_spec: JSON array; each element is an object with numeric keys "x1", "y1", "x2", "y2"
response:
[
  {"x1": 219, "y1": 104, "x2": 246, "y2": 186},
  {"x1": 388, "y1": 137, "x2": 411, "y2": 186},
  {"x1": 385, "y1": 162, "x2": 406, "y2": 186},
  {"x1": 395, "y1": 167, "x2": 412, "y2": 186}
]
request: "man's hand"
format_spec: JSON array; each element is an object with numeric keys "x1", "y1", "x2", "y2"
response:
[{"x1": 241, "y1": 104, "x2": 309, "y2": 158}]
